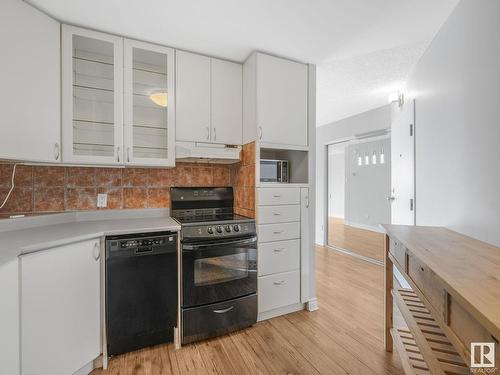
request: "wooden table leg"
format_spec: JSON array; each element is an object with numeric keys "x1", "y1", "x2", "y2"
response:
[{"x1": 384, "y1": 234, "x2": 393, "y2": 352}]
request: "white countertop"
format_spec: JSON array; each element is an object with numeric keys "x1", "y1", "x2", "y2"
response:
[{"x1": 0, "y1": 209, "x2": 181, "y2": 264}]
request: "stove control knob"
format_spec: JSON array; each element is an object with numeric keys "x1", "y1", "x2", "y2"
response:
[
  {"x1": 207, "y1": 226, "x2": 214, "y2": 234},
  {"x1": 233, "y1": 224, "x2": 240, "y2": 232},
  {"x1": 216, "y1": 225, "x2": 223, "y2": 233},
  {"x1": 225, "y1": 225, "x2": 232, "y2": 233}
]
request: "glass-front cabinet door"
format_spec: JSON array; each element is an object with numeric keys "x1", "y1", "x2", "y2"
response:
[
  {"x1": 124, "y1": 40, "x2": 175, "y2": 166},
  {"x1": 62, "y1": 25, "x2": 123, "y2": 164}
]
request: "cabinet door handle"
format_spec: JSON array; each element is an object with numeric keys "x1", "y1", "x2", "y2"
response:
[
  {"x1": 213, "y1": 306, "x2": 234, "y2": 314},
  {"x1": 273, "y1": 194, "x2": 282, "y2": 198},
  {"x1": 127, "y1": 147, "x2": 131, "y2": 163},
  {"x1": 273, "y1": 212, "x2": 282, "y2": 216},
  {"x1": 93, "y1": 242, "x2": 100, "y2": 261},
  {"x1": 206, "y1": 126, "x2": 210, "y2": 140},
  {"x1": 273, "y1": 230, "x2": 283, "y2": 235},
  {"x1": 273, "y1": 280, "x2": 286, "y2": 286},
  {"x1": 213, "y1": 127, "x2": 217, "y2": 141},
  {"x1": 274, "y1": 248, "x2": 285, "y2": 253},
  {"x1": 116, "y1": 146, "x2": 120, "y2": 163},
  {"x1": 305, "y1": 195, "x2": 309, "y2": 208},
  {"x1": 258, "y1": 126, "x2": 263, "y2": 140},
  {"x1": 54, "y1": 143, "x2": 60, "y2": 160}
]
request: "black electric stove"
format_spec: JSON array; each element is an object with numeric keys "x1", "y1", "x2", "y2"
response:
[{"x1": 170, "y1": 187, "x2": 257, "y2": 344}]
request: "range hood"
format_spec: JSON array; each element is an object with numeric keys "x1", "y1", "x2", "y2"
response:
[{"x1": 175, "y1": 142, "x2": 241, "y2": 164}]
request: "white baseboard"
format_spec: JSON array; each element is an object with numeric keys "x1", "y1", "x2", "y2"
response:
[
  {"x1": 343, "y1": 220, "x2": 385, "y2": 233},
  {"x1": 73, "y1": 361, "x2": 94, "y2": 375},
  {"x1": 257, "y1": 303, "x2": 304, "y2": 321},
  {"x1": 306, "y1": 298, "x2": 319, "y2": 311}
]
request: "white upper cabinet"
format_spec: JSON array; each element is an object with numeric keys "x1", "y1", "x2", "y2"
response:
[
  {"x1": 257, "y1": 54, "x2": 308, "y2": 147},
  {"x1": 62, "y1": 25, "x2": 124, "y2": 165},
  {"x1": 124, "y1": 40, "x2": 175, "y2": 166},
  {"x1": 21, "y1": 239, "x2": 101, "y2": 375},
  {"x1": 176, "y1": 50, "x2": 242, "y2": 145},
  {"x1": 176, "y1": 50, "x2": 211, "y2": 143},
  {"x1": 244, "y1": 53, "x2": 308, "y2": 148},
  {"x1": 0, "y1": 0, "x2": 60, "y2": 163},
  {"x1": 211, "y1": 59, "x2": 242, "y2": 145}
]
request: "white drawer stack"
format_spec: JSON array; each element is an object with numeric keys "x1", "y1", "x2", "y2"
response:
[{"x1": 257, "y1": 187, "x2": 301, "y2": 316}]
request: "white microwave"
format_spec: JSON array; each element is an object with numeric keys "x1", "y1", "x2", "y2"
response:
[{"x1": 260, "y1": 159, "x2": 289, "y2": 183}]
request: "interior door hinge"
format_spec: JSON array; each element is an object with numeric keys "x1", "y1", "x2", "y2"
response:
[
  {"x1": 410, "y1": 124, "x2": 414, "y2": 137},
  {"x1": 410, "y1": 198, "x2": 414, "y2": 211}
]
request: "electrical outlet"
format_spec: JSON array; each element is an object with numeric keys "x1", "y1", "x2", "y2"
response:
[{"x1": 97, "y1": 193, "x2": 107, "y2": 208}]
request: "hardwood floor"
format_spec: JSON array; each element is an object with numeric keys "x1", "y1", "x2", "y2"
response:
[
  {"x1": 92, "y1": 247, "x2": 404, "y2": 375},
  {"x1": 328, "y1": 216, "x2": 385, "y2": 261}
]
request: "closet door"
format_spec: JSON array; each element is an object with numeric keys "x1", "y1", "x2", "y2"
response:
[
  {"x1": 175, "y1": 50, "x2": 211, "y2": 143},
  {"x1": 62, "y1": 25, "x2": 123, "y2": 165},
  {"x1": 124, "y1": 39, "x2": 175, "y2": 166}
]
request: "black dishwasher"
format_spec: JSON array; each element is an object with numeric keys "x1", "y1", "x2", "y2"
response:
[{"x1": 105, "y1": 231, "x2": 178, "y2": 356}]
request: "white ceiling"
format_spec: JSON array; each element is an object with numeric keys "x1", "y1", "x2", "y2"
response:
[{"x1": 27, "y1": 0, "x2": 458, "y2": 126}]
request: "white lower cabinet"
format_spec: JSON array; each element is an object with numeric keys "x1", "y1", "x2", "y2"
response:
[
  {"x1": 258, "y1": 270, "x2": 300, "y2": 312},
  {"x1": 0, "y1": 259, "x2": 20, "y2": 375},
  {"x1": 257, "y1": 186, "x2": 308, "y2": 318},
  {"x1": 258, "y1": 239, "x2": 300, "y2": 276},
  {"x1": 21, "y1": 239, "x2": 101, "y2": 375}
]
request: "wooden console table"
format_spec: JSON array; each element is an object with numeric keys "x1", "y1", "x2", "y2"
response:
[{"x1": 383, "y1": 225, "x2": 500, "y2": 374}]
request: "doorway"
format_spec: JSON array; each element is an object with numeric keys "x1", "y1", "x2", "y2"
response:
[{"x1": 327, "y1": 135, "x2": 391, "y2": 263}]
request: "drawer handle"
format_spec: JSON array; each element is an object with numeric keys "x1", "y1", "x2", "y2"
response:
[
  {"x1": 93, "y1": 242, "x2": 100, "y2": 261},
  {"x1": 273, "y1": 230, "x2": 283, "y2": 235},
  {"x1": 274, "y1": 248, "x2": 285, "y2": 253},
  {"x1": 274, "y1": 280, "x2": 286, "y2": 286},
  {"x1": 213, "y1": 306, "x2": 234, "y2": 314},
  {"x1": 273, "y1": 212, "x2": 282, "y2": 216},
  {"x1": 273, "y1": 194, "x2": 282, "y2": 198}
]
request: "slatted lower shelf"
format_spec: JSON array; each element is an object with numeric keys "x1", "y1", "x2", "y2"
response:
[{"x1": 392, "y1": 288, "x2": 469, "y2": 375}]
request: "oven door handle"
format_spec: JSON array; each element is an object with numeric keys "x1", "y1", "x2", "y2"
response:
[
  {"x1": 213, "y1": 306, "x2": 234, "y2": 314},
  {"x1": 182, "y1": 236, "x2": 257, "y2": 250}
]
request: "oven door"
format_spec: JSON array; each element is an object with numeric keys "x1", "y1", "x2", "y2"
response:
[{"x1": 182, "y1": 235, "x2": 257, "y2": 308}]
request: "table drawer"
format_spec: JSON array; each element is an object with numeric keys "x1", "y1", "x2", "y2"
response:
[
  {"x1": 389, "y1": 237, "x2": 406, "y2": 270},
  {"x1": 448, "y1": 295, "x2": 500, "y2": 365},
  {"x1": 258, "y1": 205, "x2": 300, "y2": 224},
  {"x1": 258, "y1": 270, "x2": 300, "y2": 312},
  {"x1": 407, "y1": 252, "x2": 446, "y2": 320},
  {"x1": 258, "y1": 188, "x2": 300, "y2": 206},
  {"x1": 258, "y1": 239, "x2": 300, "y2": 276},
  {"x1": 258, "y1": 222, "x2": 300, "y2": 242}
]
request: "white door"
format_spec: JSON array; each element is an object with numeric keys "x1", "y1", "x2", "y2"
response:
[
  {"x1": 124, "y1": 39, "x2": 175, "y2": 166},
  {"x1": 0, "y1": 0, "x2": 60, "y2": 163},
  {"x1": 21, "y1": 239, "x2": 101, "y2": 375},
  {"x1": 391, "y1": 98, "x2": 415, "y2": 225},
  {"x1": 175, "y1": 50, "x2": 211, "y2": 143},
  {"x1": 62, "y1": 25, "x2": 124, "y2": 165},
  {"x1": 257, "y1": 53, "x2": 308, "y2": 147},
  {"x1": 211, "y1": 58, "x2": 242, "y2": 145}
]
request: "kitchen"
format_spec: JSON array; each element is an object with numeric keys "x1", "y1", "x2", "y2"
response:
[
  {"x1": 0, "y1": 0, "x2": 315, "y2": 374},
  {"x1": 2, "y1": 1, "x2": 500, "y2": 375}
]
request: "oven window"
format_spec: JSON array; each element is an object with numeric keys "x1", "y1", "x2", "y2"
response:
[{"x1": 194, "y1": 252, "x2": 249, "y2": 286}]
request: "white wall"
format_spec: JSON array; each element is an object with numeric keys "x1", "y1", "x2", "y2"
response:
[
  {"x1": 327, "y1": 146, "x2": 345, "y2": 218},
  {"x1": 316, "y1": 105, "x2": 391, "y2": 245},
  {"x1": 345, "y1": 138, "x2": 391, "y2": 231},
  {"x1": 406, "y1": 0, "x2": 500, "y2": 246}
]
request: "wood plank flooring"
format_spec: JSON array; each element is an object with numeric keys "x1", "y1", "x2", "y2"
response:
[
  {"x1": 328, "y1": 216, "x2": 385, "y2": 261},
  {"x1": 92, "y1": 247, "x2": 404, "y2": 375}
]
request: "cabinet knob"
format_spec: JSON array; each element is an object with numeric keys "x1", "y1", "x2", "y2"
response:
[{"x1": 54, "y1": 143, "x2": 60, "y2": 161}]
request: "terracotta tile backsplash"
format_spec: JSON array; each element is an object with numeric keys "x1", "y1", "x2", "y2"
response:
[{"x1": 0, "y1": 143, "x2": 257, "y2": 218}]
